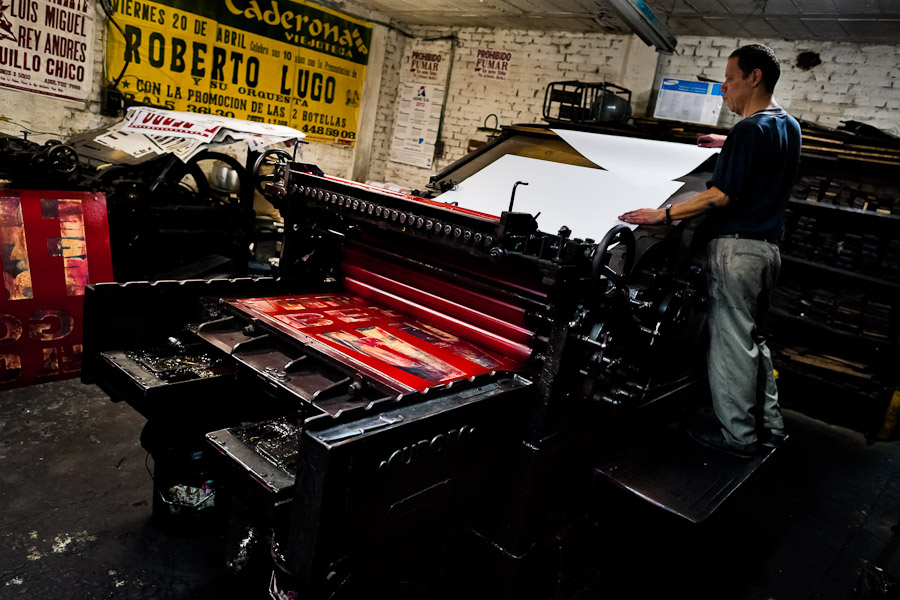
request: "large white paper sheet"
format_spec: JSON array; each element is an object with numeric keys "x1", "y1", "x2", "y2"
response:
[
  {"x1": 438, "y1": 155, "x2": 684, "y2": 242},
  {"x1": 552, "y1": 129, "x2": 718, "y2": 189}
]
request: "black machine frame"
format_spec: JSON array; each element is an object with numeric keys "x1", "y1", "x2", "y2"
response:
[{"x1": 81, "y1": 127, "x2": 777, "y2": 599}]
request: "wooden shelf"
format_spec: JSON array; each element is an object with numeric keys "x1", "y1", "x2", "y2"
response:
[
  {"x1": 769, "y1": 308, "x2": 895, "y2": 348},
  {"x1": 788, "y1": 198, "x2": 900, "y2": 221},
  {"x1": 629, "y1": 117, "x2": 900, "y2": 168},
  {"x1": 780, "y1": 255, "x2": 900, "y2": 290},
  {"x1": 772, "y1": 359, "x2": 881, "y2": 396}
]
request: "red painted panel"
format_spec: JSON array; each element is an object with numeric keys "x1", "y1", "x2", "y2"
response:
[
  {"x1": 343, "y1": 278, "x2": 533, "y2": 364},
  {"x1": 0, "y1": 191, "x2": 114, "y2": 390},
  {"x1": 352, "y1": 232, "x2": 550, "y2": 299},
  {"x1": 341, "y1": 247, "x2": 531, "y2": 329},
  {"x1": 341, "y1": 263, "x2": 533, "y2": 344}
]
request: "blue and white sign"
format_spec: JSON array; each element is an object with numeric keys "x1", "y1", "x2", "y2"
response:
[{"x1": 654, "y1": 78, "x2": 724, "y2": 126}]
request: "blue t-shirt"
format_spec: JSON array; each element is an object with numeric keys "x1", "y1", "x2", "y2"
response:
[{"x1": 705, "y1": 107, "x2": 802, "y2": 239}]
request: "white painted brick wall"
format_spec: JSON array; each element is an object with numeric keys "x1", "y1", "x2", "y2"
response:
[
  {"x1": 369, "y1": 26, "x2": 633, "y2": 190},
  {"x1": 367, "y1": 33, "x2": 900, "y2": 191},
  {"x1": 300, "y1": 142, "x2": 356, "y2": 179},
  {"x1": 364, "y1": 27, "x2": 419, "y2": 188},
  {"x1": 6, "y1": 10, "x2": 896, "y2": 195},
  {"x1": 655, "y1": 37, "x2": 900, "y2": 133}
]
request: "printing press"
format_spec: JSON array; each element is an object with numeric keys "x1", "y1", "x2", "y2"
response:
[
  {"x1": 0, "y1": 129, "x2": 258, "y2": 282},
  {"x1": 82, "y1": 126, "x2": 774, "y2": 598}
]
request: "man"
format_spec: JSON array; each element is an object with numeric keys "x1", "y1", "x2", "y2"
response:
[{"x1": 619, "y1": 44, "x2": 802, "y2": 458}]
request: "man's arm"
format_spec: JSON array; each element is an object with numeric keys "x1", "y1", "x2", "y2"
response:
[
  {"x1": 618, "y1": 186, "x2": 730, "y2": 225},
  {"x1": 697, "y1": 134, "x2": 727, "y2": 148}
]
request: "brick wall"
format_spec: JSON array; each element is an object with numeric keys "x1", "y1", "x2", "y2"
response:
[
  {"x1": 367, "y1": 27, "x2": 634, "y2": 190},
  {"x1": 364, "y1": 27, "x2": 428, "y2": 190},
  {"x1": 4, "y1": 8, "x2": 898, "y2": 191},
  {"x1": 654, "y1": 37, "x2": 900, "y2": 133},
  {"x1": 300, "y1": 141, "x2": 356, "y2": 179},
  {"x1": 367, "y1": 32, "x2": 900, "y2": 190}
]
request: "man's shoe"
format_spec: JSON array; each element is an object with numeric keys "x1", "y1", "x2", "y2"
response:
[
  {"x1": 688, "y1": 426, "x2": 758, "y2": 459},
  {"x1": 759, "y1": 429, "x2": 788, "y2": 448}
]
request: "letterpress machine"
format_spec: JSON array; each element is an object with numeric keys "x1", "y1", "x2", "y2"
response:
[{"x1": 82, "y1": 127, "x2": 766, "y2": 598}]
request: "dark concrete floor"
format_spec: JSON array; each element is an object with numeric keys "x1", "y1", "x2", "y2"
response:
[
  {"x1": 0, "y1": 379, "x2": 232, "y2": 599},
  {"x1": 2, "y1": 378, "x2": 900, "y2": 599},
  {"x1": 579, "y1": 409, "x2": 900, "y2": 600}
]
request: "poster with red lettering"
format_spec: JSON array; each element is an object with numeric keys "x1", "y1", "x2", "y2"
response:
[{"x1": 0, "y1": 190, "x2": 113, "y2": 389}]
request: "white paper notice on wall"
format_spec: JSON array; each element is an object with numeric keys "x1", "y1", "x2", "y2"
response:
[
  {"x1": 438, "y1": 155, "x2": 684, "y2": 241},
  {"x1": 654, "y1": 79, "x2": 724, "y2": 126},
  {"x1": 390, "y1": 83, "x2": 445, "y2": 169},
  {"x1": 0, "y1": 0, "x2": 95, "y2": 101},
  {"x1": 552, "y1": 129, "x2": 719, "y2": 189}
]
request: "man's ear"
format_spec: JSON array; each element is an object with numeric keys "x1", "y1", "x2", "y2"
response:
[{"x1": 750, "y1": 68, "x2": 763, "y2": 87}]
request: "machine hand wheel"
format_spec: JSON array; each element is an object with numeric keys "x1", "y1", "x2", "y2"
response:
[
  {"x1": 591, "y1": 224, "x2": 635, "y2": 287},
  {"x1": 253, "y1": 149, "x2": 293, "y2": 196},
  {"x1": 43, "y1": 143, "x2": 80, "y2": 175},
  {"x1": 180, "y1": 151, "x2": 248, "y2": 205}
]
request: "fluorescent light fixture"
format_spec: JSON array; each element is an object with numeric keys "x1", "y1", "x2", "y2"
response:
[{"x1": 604, "y1": 0, "x2": 678, "y2": 54}]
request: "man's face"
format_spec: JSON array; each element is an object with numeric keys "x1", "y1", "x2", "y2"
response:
[{"x1": 721, "y1": 57, "x2": 752, "y2": 115}]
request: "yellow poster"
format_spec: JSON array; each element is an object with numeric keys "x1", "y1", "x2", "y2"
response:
[{"x1": 105, "y1": 0, "x2": 372, "y2": 144}]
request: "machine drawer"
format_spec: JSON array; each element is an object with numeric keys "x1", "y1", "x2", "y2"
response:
[{"x1": 95, "y1": 348, "x2": 235, "y2": 420}]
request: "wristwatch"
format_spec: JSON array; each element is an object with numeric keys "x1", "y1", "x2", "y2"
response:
[{"x1": 664, "y1": 204, "x2": 673, "y2": 224}]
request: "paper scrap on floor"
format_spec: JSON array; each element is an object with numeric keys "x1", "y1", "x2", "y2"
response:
[{"x1": 438, "y1": 154, "x2": 684, "y2": 241}]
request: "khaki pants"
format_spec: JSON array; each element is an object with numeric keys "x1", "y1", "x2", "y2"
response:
[{"x1": 705, "y1": 237, "x2": 785, "y2": 449}]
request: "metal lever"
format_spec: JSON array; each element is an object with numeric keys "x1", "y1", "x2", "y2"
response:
[{"x1": 509, "y1": 181, "x2": 528, "y2": 211}]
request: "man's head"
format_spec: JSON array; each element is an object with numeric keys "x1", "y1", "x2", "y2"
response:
[
  {"x1": 721, "y1": 44, "x2": 780, "y2": 116},
  {"x1": 731, "y1": 44, "x2": 781, "y2": 92}
]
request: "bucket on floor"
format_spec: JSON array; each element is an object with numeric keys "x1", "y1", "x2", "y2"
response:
[
  {"x1": 149, "y1": 445, "x2": 224, "y2": 528},
  {"x1": 140, "y1": 420, "x2": 227, "y2": 529}
]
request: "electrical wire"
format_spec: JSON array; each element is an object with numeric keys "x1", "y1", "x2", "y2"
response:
[
  {"x1": 99, "y1": 0, "x2": 124, "y2": 37},
  {"x1": 97, "y1": 0, "x2": 131, "y2": 89},
  {"x1": 98, "y1": 0, "x2": 408, "y2": 91},
  {"x1": 0, "y1": 117, "x2": 66, "y2": 137}
]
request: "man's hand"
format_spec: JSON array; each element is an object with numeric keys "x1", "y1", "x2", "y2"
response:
[
  {"x1": 697, "y1": 133, "x2": 727, "y2": 148},
  {"x1": 618, "y1": 208, "x2": 665, "y2": 225}
]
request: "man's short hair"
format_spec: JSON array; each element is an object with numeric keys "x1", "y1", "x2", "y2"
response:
[{"x1": 730, "y1": 44, "x2": 780, "y2": 93}]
